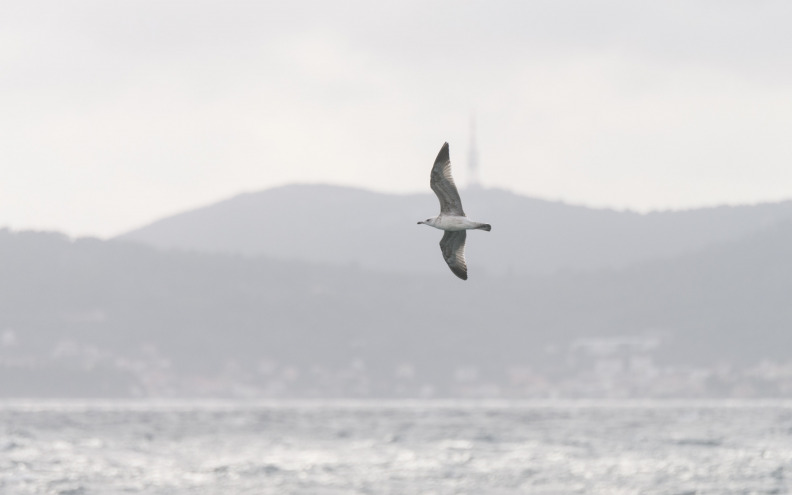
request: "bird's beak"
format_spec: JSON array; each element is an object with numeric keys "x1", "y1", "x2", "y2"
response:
[{"x1": 417, "y1": 221, "x2": 423, "y2": 225}]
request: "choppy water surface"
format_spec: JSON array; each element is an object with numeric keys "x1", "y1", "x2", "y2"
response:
[{"x1": 1, "y1": 400, "x2": 791, "y2": 494}]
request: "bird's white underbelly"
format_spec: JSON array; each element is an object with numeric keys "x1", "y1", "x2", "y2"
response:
[{"x1": 432, "y1": 215, "x2": 480, "y2": 231}]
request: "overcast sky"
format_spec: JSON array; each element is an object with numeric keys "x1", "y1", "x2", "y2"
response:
[{"x1": 3, "y1": 0, "x2": 792, "y2": 237}]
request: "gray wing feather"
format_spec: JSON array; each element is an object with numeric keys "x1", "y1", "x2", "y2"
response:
[
  {"x1": 430, "y1": 142, "x2": 465, "y2": 216},
  {"x1": 439, "y1": 230, "x2": 467, "y2": 280}
]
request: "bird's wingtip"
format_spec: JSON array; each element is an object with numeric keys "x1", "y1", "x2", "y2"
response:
[
  {"x1": 434, "y1": 142, "x2": 450, "y2": 164},
  {"x1": 451, "y1": 267, "x2": 468, "y2": 280}
]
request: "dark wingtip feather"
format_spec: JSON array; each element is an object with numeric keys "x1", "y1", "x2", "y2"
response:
[
  {"x1": 451, "y1": 266, "x2": 468, "y2": 280},
  {"x1": 434, "y1": 142, "x2": 450, "y2": 165}
]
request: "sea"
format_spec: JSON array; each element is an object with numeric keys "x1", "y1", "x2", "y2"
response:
[{"x1": 1, "y1": 400, "x2": 791, "y2": 494}]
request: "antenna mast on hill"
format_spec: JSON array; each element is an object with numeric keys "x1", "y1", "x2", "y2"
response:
[{"x1": 467, "y1": 114, "x2": 481, "y2": 189}]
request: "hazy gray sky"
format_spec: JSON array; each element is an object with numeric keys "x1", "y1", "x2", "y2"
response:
[{"x1": 3, "y1": 0, "x2": 792, "y2": 237}]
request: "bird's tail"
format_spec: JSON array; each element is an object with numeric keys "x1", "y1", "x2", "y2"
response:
[{"x1": 476, "y1": 223, "x2": 492, "y2": 231}]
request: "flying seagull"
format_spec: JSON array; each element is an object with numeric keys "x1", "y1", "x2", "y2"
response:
[{"x1": 417, "y1": 142, "x2": 491, "y2": 280}]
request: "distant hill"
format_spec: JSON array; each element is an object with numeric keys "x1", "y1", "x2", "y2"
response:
[
  {"x1": 3, "y1": 224, "x2": 792, "y2": 399},
  {"x1": 118, "y1": 184, "x2": 792, "y2": 275}
]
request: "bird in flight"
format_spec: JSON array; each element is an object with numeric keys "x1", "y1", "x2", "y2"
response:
[{"x1": 417, "y1": 142, "x2": 491, "y2": 280}]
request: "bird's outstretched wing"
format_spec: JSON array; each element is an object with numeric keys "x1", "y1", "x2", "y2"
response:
[
  {"x1": 440, "y1": 230, "x2": 467, "y2": 280},
  {"x1": 430, "y1": 142, "x2": 465, "y2": 216}
]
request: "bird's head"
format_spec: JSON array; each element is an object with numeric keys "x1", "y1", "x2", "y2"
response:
[{"x1": 417, "y1": 218, "x2": 433, "y2": 226}]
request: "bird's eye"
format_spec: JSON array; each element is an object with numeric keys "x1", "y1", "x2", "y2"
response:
[{"x1": 426, "y1": 219, "x2": 431, "y2": 222}]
